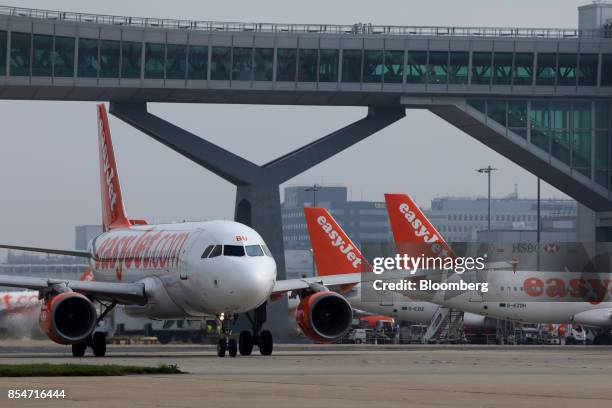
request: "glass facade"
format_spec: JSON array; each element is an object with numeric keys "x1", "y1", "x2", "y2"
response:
[
  {"x1": 10, "y1": 32, "x2": 31, "y2": 76},
  {"x1": 121, "y1": 41, "x2": 141, "y2": 79},
  {"x1": 32, "y1": 34, "x2": 52, "y2": 76},
  {"x1": 0, "y1": 31, "x2": 610, "y2": 89},
  {"x1": 342, "y1": 49, "x2": 361, "y2": 83},
  {"x1": 78, "y1": 38, "x2": 98, "y2": 78},
  {"x1": 99, "y1": 40, "x2": 119, "y2": 78},
  {"x1": 298, "y1": 49, "x2": 317, "y2": 82},
  {"x1": 144, "y1": 43, "x2": 165, "y2": 79},
  {"x1": 254, "y1": 48, "x2": 273, "y2": 81},
  {"x1": 211, "y1": 46, "x2": 231, "y2": 80},
  {"x1": 383, "y1": 50, "x2": 403, "y2": 84},
  {"x1": 471, "y1": 99, "x2": 604, "y2": 181},
  {"x1": 0, "y1": 31, "x2": 5, "y2": 76},
  {"x1": 319, "y1": 49, "x2": 338, "y2": 82},
  {"x1": 428, "y1": 51, "x2": 448, "y2": 84},
  {"x1": 472, "y1": 52, "x2": 492, "y2": 85},
  {"x1": 53, "y1": 36, "x2": 74, "y2": 77},
  {"x1": 232, "y1": 47, "x2": 252, "y2": 81},
  {"x1": 187, "y1": 45, "x2": 207, "y2": 80},
  {"x1": 276, "y1": 48, "x2": 296, "y2": 81}
]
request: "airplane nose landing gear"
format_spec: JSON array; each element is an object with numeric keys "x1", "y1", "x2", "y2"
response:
[
  {"x1": 216, "y1": 314, "x2": 238, "y2": 357},
  {"x1": 239, "y1": 302, "x2": 273, "y2": 356}
]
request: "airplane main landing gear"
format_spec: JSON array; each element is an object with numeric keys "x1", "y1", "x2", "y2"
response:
[
  {"x1": 71, "y1": 332, "x2": 107, "y2": 357},
  {"x1": 239, "y1": 302, "x2": 273, "y2": 356}
]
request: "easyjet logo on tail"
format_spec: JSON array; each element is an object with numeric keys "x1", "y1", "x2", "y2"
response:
[
  {"x1": 99, "y1": 118, "x2": 117, "y2": 214},
  {"x1": 398, "y1": 203, "x2": 439, "y2": 244},
  {"x1": 317, "y1": 215, "x2": 361, "y2": 270}
]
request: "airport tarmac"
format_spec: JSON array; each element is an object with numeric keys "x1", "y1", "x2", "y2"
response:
[{"x1": 1, "y1": 341, "x2": 612, "y2": 407}]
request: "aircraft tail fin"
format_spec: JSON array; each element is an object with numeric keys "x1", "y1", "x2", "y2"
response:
[
  {"x1": 97, "y1": 104, "x2": 131, "y2": 231},
  {"x1": 384, "y1": 193, "x2": 455, "y2": 259},
  {"x1": 304, "y1": 207, "x2": 371, "y2": 276}
]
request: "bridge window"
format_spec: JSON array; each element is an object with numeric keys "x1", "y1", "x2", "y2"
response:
[
  {"x1": 53, "y1": 36, "x2": 74, "y2": 77},
  {"x1": 573, "y1": 102, "x2": 591, "y2": 129},
  {"x1": 508, "y1": 100, "x2": 527, "y2": 138},
  {"x1": 573, "y1": 130, "x2": 591, "y2": 176},
  {"x1": 513, "y1": 53, "x2": 534, "y2": 85},
  {"x1": 487, "y1": 100, "x2": 506, "y2": 126},
  {"x1": 530, "y1": 101, "x2": 550, "y2": 152},
  {"x1": 145, "y1": 43, "x2": 165, "y2": 79},
  {"x1": 0, "y1": 31, "x2": 5, "y2": 76},
  {"x1": 100, "y1": 40, "x2": 120, "y2": 78},
  {"x1": 187, "y1": 45, "x2": 208, "y2": 80},
  {"x1": 471, "y1": 52, "x2": 492, "y2": 85},
  {"x1": 276, "y1": 48, "x2": 296, "y2": 81},
  {"x1": 536, "y1": 53, "x2": 556, "y2": 86},
  {"x1": 32, "y1": 34, "x2": 52, "y2": 77},
  {"x1": 551, "y1": 102, "x2": 571, "y2": 129},
  {"x1": 298, "y1": 48, "x2": 317, "y2": 82},
  {"x1": 166, "y1": 44, "x2": 187, "y2": 80},
  {"x1": 342, "y1": 49, "x2": 362, "y2": 83},
  {"x1": 406, "y1": 51, "x2": 427, "y2": 83},
  {"x1": 601, "y1": 54, "x2": 612, "y2": 86},
  {"x1": 232, "y1": 47, "x2": 252, "y2": 81},
  {"x1": 121, "y1": 41, "x2": 141, "y2": 79},
  {"x1": 595, "y1": 129, "x2": 609, "y2": 188},
  {"x1": 557, "y1": 54, "x2": 577, "y2": 86},
  {"x1": 211, "y1": 46, "x2": 231, "y2": 80},
  {"x1": 551, "y1": 130, "x2": 571, "y2": 165},
  {"x1": 254, "y1": 48, "x2": 273, "y2": 81},
  {"x1": 363, "y1": 50, "x2": 383, "y2": 83},
  {"x1": 493, "y1": 52, "x2": 512, "y2": 85},
  {"x1": 449, "y1": 52, "x2": 468, "y2": 84},
  {"x1": 428, "y1": 51, "x2": 448, "y2": 84},
  {"x1": 78, "y1": 38, "x2": 98, "y2": 78},
  {"x1": 383, "y1": 50, "x2": 403, "y2": 84},
  {"x1": 10, "y1": 32, "x2": 31, "y2": 76},
  {"x1": 578, "y1": 54, "x2": 597, "y2": 86},
  {"x1": 319, "y1": 49, "x2": 339, "y2": 82}
]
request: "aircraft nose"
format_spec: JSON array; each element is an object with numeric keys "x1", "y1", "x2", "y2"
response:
[{"x1": 234, "y1": 258, "x2": 276, "y2": 311}]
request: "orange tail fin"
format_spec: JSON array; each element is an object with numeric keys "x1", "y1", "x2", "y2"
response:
[
  {"x1": 97, "y1": 104, "x2": 131, "y2": 231},
  {"x1": 304, "y1": 207, "x2": 371, "y2": 276},
  {"x1": 384, "y1": 193, "x2": 455, "y2": 259}
]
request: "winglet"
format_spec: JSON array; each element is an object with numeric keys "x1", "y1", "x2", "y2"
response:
[
  {"x1": 304, "y1": 207, "x2": 371, "y2": 276},
  {"x1": 384, "y1": 193, "x2": 455, "y2": 259},
  {"x1": 97, "y1": 104, "x2": 131, "y2": 231}
]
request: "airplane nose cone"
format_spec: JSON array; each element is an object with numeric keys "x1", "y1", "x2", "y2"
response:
[{"x1": 234, "y1": 258, "x2": 276, "y2": 312}]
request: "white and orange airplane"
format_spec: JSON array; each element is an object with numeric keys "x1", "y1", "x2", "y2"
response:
[
  {"x1": 384, "y1": 193, "x2": 612, "y2": 342},
  {"x1": 303, "y1": 207, "x2": 438, "y2": 324},
  {"x1": 0, "y1": 104, "x2": 364, "y2": 357}
]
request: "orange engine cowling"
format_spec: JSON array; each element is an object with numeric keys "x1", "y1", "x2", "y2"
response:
[
  {"x1": 38, "y1": 291, "x2": 98, "y2": 345},
  {"x1": 295, "y1": 291, "x2": 353, "y2": 343}
]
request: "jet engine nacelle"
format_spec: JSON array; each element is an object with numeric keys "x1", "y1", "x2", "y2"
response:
[
  {"x1": 295, "y1": 291, "x2": 353, "y2": 343},
  {"x1": 38, "y1": 291, "x2": 97, "y2": 345},
  {"x1": 572, "y1": 308, "x2": 612, "y2": 327},
  {"x1": 464, "y1": 312, "x2": 497, "y2": 330}
]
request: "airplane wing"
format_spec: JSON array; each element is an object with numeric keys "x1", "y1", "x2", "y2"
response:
[
  {"x1": 0, "y1": 275, "x2": 146, "y2": 305},
  {"x1": 272, "y1": 273, "x2": 362, "y2": 294},
  {"x1": 0, "y1": 244, "x2": 91, "y2": 258}
]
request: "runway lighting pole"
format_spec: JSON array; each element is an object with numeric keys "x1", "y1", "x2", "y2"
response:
[
  {"x1": 477, "y1": 166, "x2": 497, "y2": 231},
  {"x1": 304, "y1": 184, "x2": 320, "y2": 276},
  {"x1": 537, "y1": 177, "x2": 541, "y2": 271}
]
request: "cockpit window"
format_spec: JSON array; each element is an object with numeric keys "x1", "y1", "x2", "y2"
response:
[
  {"x1": 261, "y1": 245, "x2": 273, "y2": 257},
  {"x1": 209, "y1": 245, "x2": 222, "y2": 258},
  {"x1": 201, "y1": 245, "x2": 214, "y2": 258},
  {"x1": 245, "y1": 245, "x2": 264, "y2": 257},
  {"x1": 223, "y1": 245, "x2": 245, "y2": 257}
]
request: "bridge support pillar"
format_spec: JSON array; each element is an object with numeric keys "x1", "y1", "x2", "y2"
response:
[{"x1": 109, "y1": 102, "x2": 405, "y2": 339}]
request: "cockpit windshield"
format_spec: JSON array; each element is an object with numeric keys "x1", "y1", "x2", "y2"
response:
[
  {"x1": 223, "y1": 245, "x2": 245, "y2": 257},
  {"x1": 245, "y1": 245, "x2": 264, "y2": 256}
]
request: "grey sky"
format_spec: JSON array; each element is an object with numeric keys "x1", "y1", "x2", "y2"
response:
[{"x1": 0, "y1": 0, "x2": 588, "y2": 249}]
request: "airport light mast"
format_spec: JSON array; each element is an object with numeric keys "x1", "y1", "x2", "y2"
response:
[{"x1": 476, "y1": 166, "x2": 497, "y2": 231}]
